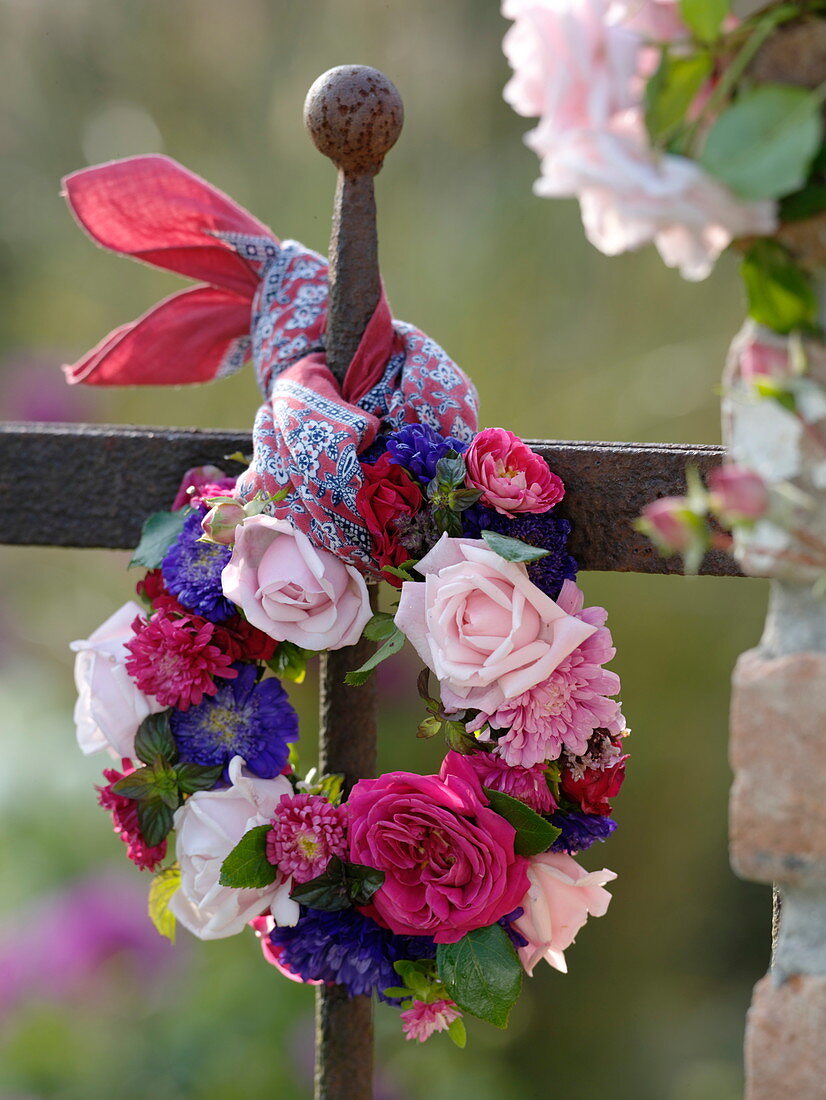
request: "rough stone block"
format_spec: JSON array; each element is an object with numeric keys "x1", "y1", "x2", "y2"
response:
[
  {"x1": 730, "y1": 648, "x2": 826, "y2": 884},
  {"x1": 745, "y1": 973, "x2": 826, "y2": 1100}
]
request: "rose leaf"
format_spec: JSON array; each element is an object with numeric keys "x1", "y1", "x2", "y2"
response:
[
  {"x1": 436, "y1": 924, "x2": 523, "y2": 1028},
  {"x1": 483, "y1": 787, "x2": 561, "y2": 856}
]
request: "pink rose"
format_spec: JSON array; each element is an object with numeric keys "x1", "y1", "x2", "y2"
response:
[
  {"x1": 70, "y1": 602, "x2": 165, "y2": 758},
  {"x1": 513, "y1": 851, "x2": 616, "y2": 975},
  {"x1": 708, "y1": 465, "x2": 768, "y2": 523},
  {"x1": 348, "y1": 767, "x2": 530, "y2": 944},
  {"x1": 465, "y1": 428, "x2": 564, "y2": 515},
  {"x1": 394, "y1": 535, "x2": 595, "y2": 715},
  {"x1": 221, "y1": 516, "x2": 372, "y2": 651}
]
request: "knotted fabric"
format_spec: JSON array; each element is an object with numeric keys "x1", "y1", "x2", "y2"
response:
[{"x1": 63, "y1": 155, "x2": 478, "y2": 568}]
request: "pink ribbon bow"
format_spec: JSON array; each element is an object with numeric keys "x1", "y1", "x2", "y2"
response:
[{"x1": 63, "y1": 155, "x2": 478, "y2": 567}]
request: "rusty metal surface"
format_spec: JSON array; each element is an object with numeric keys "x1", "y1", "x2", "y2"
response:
[{"x1": 0, "y1": 422, "x2": 740, "y2": 576}]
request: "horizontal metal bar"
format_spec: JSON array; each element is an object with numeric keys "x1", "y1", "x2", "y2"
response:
[{"x1": 0, "y1": 423, "x2": 739, "y2": 576}]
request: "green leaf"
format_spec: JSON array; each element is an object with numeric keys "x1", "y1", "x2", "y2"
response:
[
  {"x1": 447, "y1": 1017, "x2": 467, "y2": 1048},
  {"x1": 148, "y1": 863, "x2": 180, "y2": 943},
  {"x1": 679, "y1": 0, "x2": 728, "y2": 42},
  {"x1": 383, "y1": 986, "x2": 415, "y2": 1000},
  {"x1": 363, "y1": 612, "x2": 399, "y2": 642},
  {"x1": 741, "y1": 239, "x2": 818, "y2": 334},
  {"x1": 173, "y1": 762, "x2": 223, "y2": 794},
  {"x1": 700, "y1": 84, "x2": 823, "y2": 201},
  {"x1": 483, "y1": 787, "x2": 561, "y2": 856},
  {"x1": 219, "y1": 824, "x2": 277, "y2": 888},
  {"x1": 137, "y1": 799, "x2": 174, "y2": 848},
  {"x1": 267, "y1": 641, "x2": 312, "y2": 684},
  {"x1": 437, "y1": 924, "x2": 523, "y2": 1028},
  {"x1": 645, "y1": 51, "x2": 713, "y2": 145},
  {"x1": 313, "y1": 772, "x2": 345, "y2": 806},
  {"x1": 134, "y1": 712, "x2": 177, "y2": 766},
  {"x1": 344, "y1": 629, "x2": 405, "y2": 686},
  {"x1": 780, "y1": 182, "x2": 826, "y2": 223},
  {"x1": 433, "y1": 453, "x2": 467, "y2": 488},
  {"x1": 111, "y1": 768, "x2": 158, "y2": 801},
  {"x1": 417, "y1": 715, "x2": 443, "y2": 740},
  {"x1": 481, "y1": 530, "x2": 550, "y2": 563},
  {"x1": 130, "y1": 508, "x2": 189, "y2": 569},
  {"x1": 290, "y1": 857, "x2": 385, "y2": 911}
]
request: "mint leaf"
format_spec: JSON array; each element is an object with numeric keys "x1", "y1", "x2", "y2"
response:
[
  {"x1": 344, "y1": 629, "x2": 405, "y2": 687},
  {"x1": 290, "y1": 856, "x2": 384, "y2": 910},
  {"x1": 447, "y1": 1017, "x2": 467, "y2": 1048},
  {"x1": 481, "y1": 530, "x2": 550, "y2": 563},
  {"x1": 741, "y1": 240, "x2": 818, "y2": 334},
  {"x1": 137, "y1": 799, "x2": 174, "y2": 848},
  {"x1": 679, "y1": 0, "x2": 728, "y2": 42},
  {"x1": 437, "y1": 924, "x2": 523, "y2": 1028},
  {"x1": 700, "y1": 84, "x2": 823, "y2": 201},
  {"x1": 173, "y1": 762, "x2": 223, "y2": 794},
  {"x1": 219, "y1": 824, "x2": 277, "y2": 888},
  {"x1": 111, "y1": 769, "x2": 158, "y2": 801},
  {"x1": 148, "y1": 863, "x2": 180, "y2": 943},
  {"x1": 483, "y1": 787, "x2": 561, "y2": 856},
  {"x1": 130, "y1": 509, "x2": 189, "y2": 569},
  {"x1": 134, "y1": 712, "x2": 177, "y2": 766}
]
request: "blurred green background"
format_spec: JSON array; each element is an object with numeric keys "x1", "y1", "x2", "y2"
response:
[{"x1": 0, "y1": 2, "x2": 770, "y2": 1098}]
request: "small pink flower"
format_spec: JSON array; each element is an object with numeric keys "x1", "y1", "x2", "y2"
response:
[
  {"x1": 442, "y1": 750, "x2": 556, "y2": 813},
  {"x1": 638, "y1": 496, "x2": 698, "y2": 553},
  {"x1": 466, "y1": 428, "x2": 564, "y2": 515},
  {"x1": 513, "y1": 851, "x2": 616, "y2": 975},
  {"x1": 172, "y1": 465, "x2": 236, "y2": 511},
  {"x1": 401, "y1": 999, "x2": 462, "y2": 1043},
  {"x1": 97, "y1": 761, "x2": 167, "y2": 872},
  {"x1": 470, "y1": 581, "x2": 621, "y2": 767},
  {"x1": 124, "y1": 610, "x2": 238, "y2": 710},
  {"x1": 266, "y1": 793, "x2": 348, "y2": 883},
  {"x1": 709, "y1": 465, "x2": 768, "y2": 523}
]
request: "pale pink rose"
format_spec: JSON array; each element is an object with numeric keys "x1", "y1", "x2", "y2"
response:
[
  {"x1": 532, "y1": 119, "x2": 777, "y2": 281},
  {"x1": 608, "y1": 0, "x2": 686, "y2": 39},
  {"x1": 170, "y1": 756, "x2": 298, "y2": 941},
  {"x1": 709, "y1": 465, "x2": 768, "y2": 522},
  {"x1": 70, "y1": 602, "x2": 165, "y2": 758},
  {"x1": 394, "y1": 535, "x2": 595, "y2": 715},
  {"x1": 465, "y1": 428, "x2": 564, "y2": 514},
  {"x1": 513, "y1": 851, "x2": 616, "y2": 975},
  {"x1": 502, "y1": 0, "x2": 640, "y2": 131},
  {"x1": 222, "y1": 516, "x2": 372, "y2": 651}
]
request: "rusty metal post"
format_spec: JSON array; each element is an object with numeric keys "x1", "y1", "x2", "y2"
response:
[{"x1": 303, "y1": 65, "x2": 403, "y2": 1100}]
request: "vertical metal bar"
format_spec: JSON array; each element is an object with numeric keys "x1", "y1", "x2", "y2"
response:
[{"x1": 303, "y1": 65, "x2": 403, "y2": 1100}]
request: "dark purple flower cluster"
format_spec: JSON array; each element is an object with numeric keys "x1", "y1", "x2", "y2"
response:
[
  {"x1": 170, "y1": 663, "x2": 298, "y2": 779},
  {"x1": 386, "y1": 423, "x2": 468, "y2": 483},
  {"x1": 270, "y1": 906, "x2": 436, "y2": 1002},
  {"x1": 161, "y1": 509, "x2": 236, "y2": 621},
  {"x1": 550, "y1": 810, "x2": 618, "y2": 854},
  {"x1": 463, "y1": 507, "x2": 578, "y2": 600}
]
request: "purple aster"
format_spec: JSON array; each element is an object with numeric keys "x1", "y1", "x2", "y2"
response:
[
  {"x1": 550, "y1": 810, "x2": 618, "y2": 854},
  {"x1": 358, "y1": 435, "x2": 390, "y2": 465},
  {"x1": 463, "y1": 508, "x2": 578, "y2": 600},
  {"x1": 161, "y1": 509, "x2": 235, "y2": 621},
  {"x1": 170, "y1": 664, "x2": 298, "y2": 779},
  {"x1": 386, "y1": 423, "x2": 468, "y2": 484},
  {"x1": 269, "y1": 907, "x2": 435, "y2": 1002},
  {"x1": 499, "y1": 907, "x2": 529, "y2": 950}
]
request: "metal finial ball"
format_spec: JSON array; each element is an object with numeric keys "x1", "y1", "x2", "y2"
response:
[{"x1": 304, "y1": 65, "x2": 404, "y2": 175}]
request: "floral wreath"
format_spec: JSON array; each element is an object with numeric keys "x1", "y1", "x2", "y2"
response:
[{"x1": 67, "y1": 155, "x2": 628, "y2": 1046}]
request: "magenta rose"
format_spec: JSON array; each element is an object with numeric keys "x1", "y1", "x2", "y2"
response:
[
  {"x1": 394, "y1": 535, "x2": 595, "y2": 715},
  {"x1": 465, "y1": 428, "x2": 564, "y2": 515},
  {"x1": 347, "y1": 766, "x2": 529, "y2": 944},
  {"x1": 221, "y1": 515, "x2": 372, "y2": 650}
]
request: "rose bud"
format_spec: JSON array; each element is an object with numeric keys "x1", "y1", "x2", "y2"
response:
[
  {"x1": 708, "y1": 465, "x2": 768, "y2": 524},
  {"x1": 201, "y1": 499, "x2": 246, "y2": 545},
  {"x1": 636, "y1": 496, "x2": 700, "y2": 554},
  {"x1": 739, "y1": 340, "x2": 791, "y2": 386}
]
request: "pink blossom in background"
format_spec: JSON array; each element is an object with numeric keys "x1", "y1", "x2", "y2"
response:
[
  {"x1": 738, "y1": 338, "x2": 792, "y2": 384},
  {"x1": 0, "y1": 356, "x2": 99, "y2": 422},
  {"x1": 124, "y1": 609, "x2": 238, "y2": 710},
  {"x1": 442, "y1": 749, "x2": 557, "y2": 813},
  {"x1": 0, "y1": 873, "x2": 179, "y2": 1019},
  {"x1": 465, "y1": 427, "x2": 564, "y2": 514},
  {"x1": 709, "y1": 465, "x2": 769, "y2": 523},
  {"x1": 638, "y1": 495, "x2": 699, "y2": 553},
  {"x1": 470, "y1": 580, "x2": 621, "y2": 767},
  {"x1": 267, "y1": 793, "x2": 348, "y2": 884},
  {"x1": 401, "y1": 999, "x2": 462, "y2": 1043},
  {"x1": 513, "y1": 851, "x2": 616, "y2": 975}
]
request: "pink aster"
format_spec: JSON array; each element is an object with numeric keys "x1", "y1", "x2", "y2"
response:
[
  {"x1": 473, "y1": 580, "x2": 622, "y2": 768},
  {"x1": 266, "y1": 793, "x2": 348, "y2": 883},
  {"x1": 401, "y1": 999, "x2": 462, "y2": 1043},
  {"x1": 96, "y1": 760, "x2": 167, "y2": 872},
  {"x1": 124, "y1": 610, "x2": 237, "y2": 711},
  {"x1": 458, "y1": 752, "x2": 557, "y2": 813}
]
